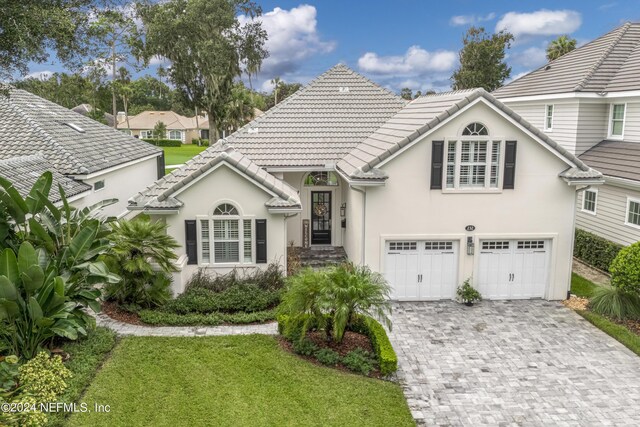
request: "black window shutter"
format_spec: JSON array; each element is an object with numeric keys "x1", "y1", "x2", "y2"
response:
[
  {"x1": 157, "y1": 153, "x2": 166, "y2": 179},
  {"x1": 256, "y1": 219, "x2": 267, "y2": 264},
  {"x1": 503, "y1": 141, "x2": 517, "y2": 189},
  {"x1": 430, "y1": 141, "x2": 444, "y2": 189},
  {"x1": 185, "y1": 220, "x2": 198, "y2": 265}
]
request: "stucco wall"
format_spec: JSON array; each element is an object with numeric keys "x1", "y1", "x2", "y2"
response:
[
  {"x1": 72, "y1": 156, "x2": 158, "y2": 218},
  {"x1": 157, "y1": 164, "x2": 287, "y2": 293},
  {"x1": 362, "y1": 101, "x2": 578, "y2": 300}
]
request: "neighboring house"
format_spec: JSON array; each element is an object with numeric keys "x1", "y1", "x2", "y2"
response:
[
  {"x1": 119, "y1": 110, "x2": 208, "y2": 143},
  {"x1": 0, "y1": 87, "x2": 164, "y2": 217},
  {"x1": 494, "y1": 22, "x2": 640, "y2": 247},
  {"x1": 72, "y1": 103, "x2": 115, "y2": 127},
  {"x1": 130, "y1": 65, "x2": 602, "y2": 301}
]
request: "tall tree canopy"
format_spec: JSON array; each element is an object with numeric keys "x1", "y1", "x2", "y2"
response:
[
  {"x1": 0, "y1": 0, "x2": 95, "y2": 81},
  {"x1": 139, "y1": 0, "x2": 268, "y2": 141},
  {"x1": 451, "y1": 27, "x2": 514, "y2": 92},
  {"x1": 546, "y1": 35, "x2": 577, "y2": 61}
]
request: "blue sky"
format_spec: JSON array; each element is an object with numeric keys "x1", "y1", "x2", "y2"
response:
[{"x1": 25, "y1": 0, "x2": 640, "y2": 94}]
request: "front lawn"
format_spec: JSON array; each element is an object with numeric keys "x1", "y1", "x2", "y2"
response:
[
  {"x1": 571, "y1": 272, "x2": 600, "y2": 298},
  {"x1": 67, "y1": 335, "x2": 412, "y2": 427},
  {"x1": 162, "y1": 144, "x2": 207, "y2": 166}
]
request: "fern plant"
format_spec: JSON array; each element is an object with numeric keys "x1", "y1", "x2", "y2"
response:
[{"x1": 589, "y1": 286, "x2": 640, "y2": 320}]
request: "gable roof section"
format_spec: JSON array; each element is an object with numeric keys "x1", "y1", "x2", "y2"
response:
[
  {"x1": 0, "y1": 88, "x2": 161, "y2": 175},
  {"x1": 493, "y1": 22, "x2": 640, "y2": 98},
  {"x1": 579, "y1": 140, "x2": 640, "y2": 183},
  {"x1": 129, "y1": 142, "x2": 301, "y2": 211},
  {"x1": 0, "y1": 155, "x2": 91, "y2": 202},
  {"x1": 223, "y1": 64, "x2": 407, "y2": 168},
  {"x1": 337, "y1": 89, "x2": 601, "y2": 182}
]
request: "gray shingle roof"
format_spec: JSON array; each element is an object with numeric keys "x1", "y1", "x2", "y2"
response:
[
  {"x1": 0, "y1": 88, "x2": 161, "y2": 175},
  {"x1": 129, "y1": 142, "x2": 301, "y2": 210},
  {"x1": 493, "y1": 22, "x2": 640, "y2": 98},
  {"x1": 0, "y1": 155, "x2": 91, "y2": 202},
  {"x1": 336, "y1": 89, "x2": 602, "y2": 182},
  {"x1": 579, "y1": 140, "x2": 640, "y2": 182},
  {"x1": 223, "y1": 64, "x2": 407, "y2": 168}
]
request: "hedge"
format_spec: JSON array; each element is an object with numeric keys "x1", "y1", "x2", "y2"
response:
[
  {"x1": 277, "y1": 314, "x2": 398, "y2": 376},
  {"x1": 573, "y1": 228, "x2": 623, "y2": 272},
  {"x1": 138, "y1": 308, "x2": 277, "y2": 326},
  {"x1": 142, "y1": 138, "x2": 182, "y2": 147}
]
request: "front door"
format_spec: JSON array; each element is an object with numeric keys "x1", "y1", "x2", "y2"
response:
[{"x1": 311, "y1": 191, "x2": 331, "y2": 244}]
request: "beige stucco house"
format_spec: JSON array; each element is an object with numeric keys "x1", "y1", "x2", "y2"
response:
[
  {"x1": 494, "y1": 22, "x2": 640, "y2": 247},
  {"x1": 130, "y1": 65, "x2": 602, "y2": 301}
]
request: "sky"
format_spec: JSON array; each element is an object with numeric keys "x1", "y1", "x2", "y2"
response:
[{"x1": 24, "y1": 0, "x2": 640, "y2": 94}]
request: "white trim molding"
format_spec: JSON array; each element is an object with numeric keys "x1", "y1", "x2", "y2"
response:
[
  {"x1": 625, "y1": 196, "x2": 640, "y2": 229},
  {"x1": 581, "y1": 188, "x2": 598, "y2": 215}
]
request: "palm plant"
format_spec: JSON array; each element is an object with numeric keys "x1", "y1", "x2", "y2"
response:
[
  {"x1": 105, "y1": 217, "x2": 179, "y2": 308},
  {"x1": 589, "y1": 286, "x2": 640, "y2": 320},
  {"x1": 546, "y1": 35, "x2": 577, "y2": 61}
]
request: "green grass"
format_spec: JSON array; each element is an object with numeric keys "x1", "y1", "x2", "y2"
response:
[
  {"x1": 571, "y1": 273, "x2": 600, "y2": 298},
  {"x1": 162, "y1": 145, "x2": 207, "y2": 166},
  {"x1": 67, "y1": 335, "x2": 413, "y2": 427},
  {"x1": 576, "y1": 310, "x2": 640, "y2": 357},
  {"x1": 47, "y1": 327, "x2": 117, "y2": 427}
]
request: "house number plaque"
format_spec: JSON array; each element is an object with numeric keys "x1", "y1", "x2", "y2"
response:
[{"x1": 465, "y1": 225, "x2": 476, "y2": 232}]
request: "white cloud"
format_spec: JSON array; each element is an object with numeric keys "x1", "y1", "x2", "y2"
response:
[
  {"x1": 496, "y1": 10, "x2": 582, "y2": 38},
  {"x1": 450, "y1": 12, "x2": 496, "y2": 26},
  {"x1": 358, "y1": 46, "x2": 457, "y2": 75},
  {"x1": 25, "y1": 70, "x2": 54, "y2": 80},
  {"x1": 149, "y1": 55, "x2": 169, "y2": 66},
  {"x1": 511, "y1": 46, "x2": 548, "y2": 68},
  {"x1": 239, "y1": 5, "x2": 335, "y2": 77}
]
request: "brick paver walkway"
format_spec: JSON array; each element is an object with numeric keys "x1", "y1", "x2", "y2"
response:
[{"x1": 390, "y1": 300, "x2": 640, "y2": 426}]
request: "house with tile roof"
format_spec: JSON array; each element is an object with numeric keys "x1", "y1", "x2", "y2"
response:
[
  {"x1": 118, "y1": 110, "x2": 207, "y2": 143},
  {"x1": 494, "y1": 22, "x2": 640, "y2": 248},
  {"x1": 131, "y1": 64, "x2": 602, "y2": 300},
  {"x1": 0, "y1": 87, "x2": 164, "y2": 217}
]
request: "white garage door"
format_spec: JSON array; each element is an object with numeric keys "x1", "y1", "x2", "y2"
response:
[
  {"x1": 385, "y1": 241, "x2": 458, "y2": 300},
  {"x1": 477, "y1": 239, "x2": 549, "y2": 299}
]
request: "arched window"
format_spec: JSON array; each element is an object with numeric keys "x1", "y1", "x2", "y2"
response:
[
  {"x1": 199, "y1": 202, "x2": 252, "y2": 265},
  {"x1": 168, "y1": 130, "x2": 183, "y2": 140},
  {"x1": 304, "y1": 171, "x2": 339, "y2": 186},
  {"x1": 462, "y1": 122, "x2": 488, "y2": 136}
]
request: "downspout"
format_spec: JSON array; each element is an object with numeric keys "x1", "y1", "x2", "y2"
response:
[
  {"x1": 567, "y1": 185, "x2": 592, "y2": 299},
  {"x1": 350, "y1": 185, "x2": 366, "y2": 266}
]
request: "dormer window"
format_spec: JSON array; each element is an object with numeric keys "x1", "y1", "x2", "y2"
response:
[{"x1": 609, "y1": 104, "x2": 626, "y2": 138}]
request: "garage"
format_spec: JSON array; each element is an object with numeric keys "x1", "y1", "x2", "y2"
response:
[
  {"x1": 477, "y1": 239, "x2": 550, "y2": 299},
  {"x1": 385, "y1": 240, "x2": 459, "y2": 300}
]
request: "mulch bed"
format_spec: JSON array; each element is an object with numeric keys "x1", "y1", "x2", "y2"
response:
[
  {"x1": 102, "y1": 301, "x2": 145, "y2": 326},
  {"x1": 563, "y1": 296, "x2": 640, "y2": 337},
  {"x1": 617, "y1": 318, "x2": 640, "y2": 336},
  {"x1": 562, "y1": 295, "x2": 589, "y2": 311}
]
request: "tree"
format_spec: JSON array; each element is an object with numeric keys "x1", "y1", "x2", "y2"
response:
[
  {"x1": 546, "y1": 35, "x2": 577, "y2": 61},
  {"x1": 153, "y1": 121, "x2": 167, "y2": 140},
  {"x1": 264, "y1": 81, "x2": 301, "y2": 110},
  {"x1": 140, "y1": 0, "x2": 268, "y2": 142},
  {"x1": 400, "y1": 88, "x2": 413, "y2": 100},
  {"x1": 115, "y1": 67, "x2": 133, "y2": 129},
  {"x1": 87, "y1": 7, "x2": 143, "y2": 128},
  {"x1": 222, "y1": 82, "x2": 258, "y2": 133},
  {"x1": 451, "y1": 27, "x2": 514, "y2": 92},
  {"x1": 271, "y1": 76, "x2": 282, "y2": 105},
  {"x1": 0, "y1": 0, "x2": 94, "y2": 81},
  {"x1": 156, "y1": 65, "x2": 167, "y2": 98}
]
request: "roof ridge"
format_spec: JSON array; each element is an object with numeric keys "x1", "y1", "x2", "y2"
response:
[{"x1": 573, "y1": 22, "x2": 631, "y2": 92}]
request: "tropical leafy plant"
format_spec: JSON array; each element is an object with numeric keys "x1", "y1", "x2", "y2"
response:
[
  {"x1": 104, "y1": 217, "x2": 179, "y2": 308},
  {"x1": 589, "y1": 286, "x2": 640, "y2": 320},
  {"x1": 456, "y1": 278, "x2": 482, "y2": 304}
]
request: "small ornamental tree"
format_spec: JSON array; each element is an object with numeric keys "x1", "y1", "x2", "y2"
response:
[
  {"x1": 609, "y1": 241, "x2": 640, "y2": 295},
  {"x1": 153, "y1": 121, "x2": 167, "y2": 140}
]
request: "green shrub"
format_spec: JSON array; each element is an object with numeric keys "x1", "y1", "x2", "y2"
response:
[
  {"x1": 456, "y1": 278, "x2": 482, "y2": 304},
  {"x1": 191, "y1": 138, "x2": 209, "y2": 146},
  {"x1": 187, "y1": 263, "x2": 285, "y2": 292},
  {"x1": 589, "y1": 286, "x2": 640, "y2": 320},
  {"x1": 292, "y1": 339, "x2": 318, "y2": 356},
  {"x1": 0, "y1": 355, "x2": 20, "y2": 392},
  {"x1": 574, "y1": 228, "x2": 623, "y2": 272},
  {"x1": 342, "y1": 349, "x2": 377, "y2": 375},
  {"x1": 138, "y1": 308, "x2": 276, "y2": 326},
  {"x1": 350, "y1": 315, "x2": 398, "y2": 376},
  {"x1": 314, "y1": 348, "x2": 340, "y2": 366},
  {"x1": 162, "y1": 284, "x2": 281, "y2": 314},
  {"x1": 142, "y1": 138, "x2": 182, "y2": 147},
  {"x1": 609, "y1": 241, "x2": 640, "y2": 294}
]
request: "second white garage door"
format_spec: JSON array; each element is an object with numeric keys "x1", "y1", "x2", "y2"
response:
[
  {"x1": 477, "y1": 239, "x2": 550, "y2": 299},
  {"x1": 385, "y1": 240, "x2": 458, "y2": 300}
]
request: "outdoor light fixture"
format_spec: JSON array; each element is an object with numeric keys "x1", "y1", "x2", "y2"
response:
[
  {"x1": 466, "y1": 237, "x2": 475, "y2": 256},
  {"x1": 340, "y1": 203, "x2": 346, "y2": 217}
]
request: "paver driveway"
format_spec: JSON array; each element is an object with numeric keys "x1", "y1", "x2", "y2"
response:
[{"x1": 389, "y1": 300, "x2": 640, "y2": 426}]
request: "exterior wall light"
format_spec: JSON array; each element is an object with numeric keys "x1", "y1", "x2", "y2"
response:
[{"x1": 466, "y1": 236, "x2": 475, "y2": 256}]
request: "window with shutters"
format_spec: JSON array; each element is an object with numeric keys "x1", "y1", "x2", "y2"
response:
[
  {"x1": 443, "y1": 123, "x2": 502, "y2": 191},
  {"x1": 197, "y1": 202, "x2": 254, "y2": 265}
]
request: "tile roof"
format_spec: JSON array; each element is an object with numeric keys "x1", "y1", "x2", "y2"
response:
[
  {"x1": 120, "y1": 110, "x2": 205, "y2": 130},
  {"x1": 0, "y1": 88, "x2": 161, "y2": 175},
  {"x1": 223, "y1": 64, "x2": 407, "y2": 168},
  {"x1": 336, "y1": 88, "x2": 602, "y2": 182},
  {"x1": 129, "y1": 142, "x2": 301, "y2": 210},
  {"x1": 493, "y1": 22, "x2": 640, "y2": 98},
  {"x1": 72, "y1": 104, "x2": 115, "y2": 127},
  {"x1": 579, "y1": 140, "x2": 640, "y2": 182},
  {"x1": 0, "y1": 155, "x2": 91, "y2": 202}
]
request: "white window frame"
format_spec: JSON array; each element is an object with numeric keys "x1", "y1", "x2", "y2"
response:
[
  {"x1": 608, "y1": 103, "x2": 626, "y2": 139},
  {"x1": 544, "y1": 104, "x2": 554, "y2": 132},
  {"x1": 168, "y1": 130, "x2": 183, "y2": 141},
  {"x1": 140, "y1": 130, "x2": 153, "y2": 139},
  {"x1": 443, "y1": 137, "x2": 504, "y2": 193},
  {"x1": 581, "y1": 188, "x2": 597, "y2": 215},
  {"x1": 196, "y1": 202, "x2": 255, "y2": 266},
  {"x1": 625, "y1": 197, "x2": 640, "y2": 229}
]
